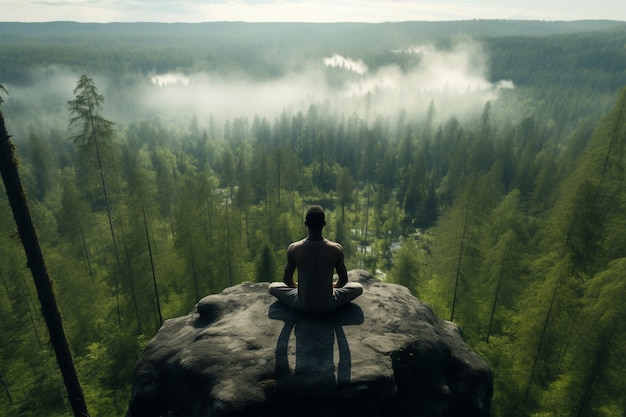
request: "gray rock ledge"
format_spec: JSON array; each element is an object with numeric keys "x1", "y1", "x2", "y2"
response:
[{"x1": 126, "y1": 269, "x2": 493, "y2": 416}]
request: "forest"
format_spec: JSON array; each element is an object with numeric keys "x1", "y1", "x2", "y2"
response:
[{"x1": 1, "y1": 20, "x2": 626, "y2": 416}]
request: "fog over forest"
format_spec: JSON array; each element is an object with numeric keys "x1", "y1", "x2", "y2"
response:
[
  {"x1": 1, "y1": 20, "x2": 626, "y2": 417},
  {"x1": 140, "y1": 40, "x2": 513, "y2": 122},
  {"x1": 4, "y1": 38, "x2": 513, "y2": 137}
]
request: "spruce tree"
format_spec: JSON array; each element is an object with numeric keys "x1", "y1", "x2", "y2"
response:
[
  {"x1": 68, "y1": 74, "x2": 122, "y2": 323},
  {"x1": 255, "y1": 244, "x2": 277, "y2": 283}
]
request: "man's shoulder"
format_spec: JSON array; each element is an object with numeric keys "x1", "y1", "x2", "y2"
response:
[
  {"x1": 287, "y1": 239, "x2": 307, "y2": 251},
  {"x1": 326, "y1": 240, "x2": 344, "y2": 251}
]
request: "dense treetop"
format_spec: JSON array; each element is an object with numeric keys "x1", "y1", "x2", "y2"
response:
[
  {"x1": 1, "y1": 20, "x2": 626, "y2": 87},
  {"x1": 1, "y1": 20, "x2": 625, "y2": 417}
]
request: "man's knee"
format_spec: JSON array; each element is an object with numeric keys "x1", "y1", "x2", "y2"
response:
[
  {"x1": 335, "y1": 282, "x2": 363, "y2": 304},
  {"x1": 268, "y1": 282, "x2": 287, "y2": 296},
  {"x1": 345, "y1": 282, "x2": 363, "y2": 296}
]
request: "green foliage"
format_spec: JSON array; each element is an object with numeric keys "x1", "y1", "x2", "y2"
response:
[
  {"x1": 1, "y1": 22, "x2": 626, "y2": 417},
  {"x1": 255, "y1": 243, "x2": 278, "y2": 283},
  {"x1": 389, "y1": 237, "x2": 421, "y2": 295}
]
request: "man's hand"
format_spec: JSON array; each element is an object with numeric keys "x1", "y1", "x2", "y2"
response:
[
  {"x1": 283, "y1": 245, "x2": 297, "y2": 288},
  {"x1": 334, "y1": 246, "x2": 348, "y2": 288}
]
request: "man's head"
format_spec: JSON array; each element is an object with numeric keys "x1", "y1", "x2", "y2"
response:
[{"x1": 305, "y1": 205, "x2": 326, "y2": 229}]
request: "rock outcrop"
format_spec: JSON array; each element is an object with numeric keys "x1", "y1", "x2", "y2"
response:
[{"x1": 126, "y1": 270, "x2": 493, "y2": 416}]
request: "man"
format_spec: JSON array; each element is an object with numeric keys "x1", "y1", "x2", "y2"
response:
[{"x1": 269, "y1": 205, "x2": 363, "y2": 314}]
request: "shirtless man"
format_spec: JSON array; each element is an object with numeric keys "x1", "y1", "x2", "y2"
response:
[{"x1": 269, "y1": 205, "x2": 363, "y2": 314}]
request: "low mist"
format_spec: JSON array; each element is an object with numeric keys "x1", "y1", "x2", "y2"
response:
[{"x1": 3, "y1": 39, "x2": 513, "y2": 136}]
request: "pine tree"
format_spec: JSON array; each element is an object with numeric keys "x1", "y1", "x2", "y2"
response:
[
  {"x1": 336, "y1": 168, "x2": 354, "y2": 223},
  {"x1": 389, "y1": 238, "x2": 421, "y2": 295},
  {"x1": 56, "y1": 179, "x2": 96, "y2": 281},
  {"x1": 67, "y1": 74, "x2": 123, "y2": 323},
  {"x1": 255, "y1": 244, "x2": 277, "y2": 283},
  {"x1": 518, "y1": 87, "x2": 626, "y2": 414}
]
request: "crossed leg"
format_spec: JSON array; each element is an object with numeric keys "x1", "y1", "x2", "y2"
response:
[{"x1": 269, "y1": 282, "x2": 363, "y2": 314}]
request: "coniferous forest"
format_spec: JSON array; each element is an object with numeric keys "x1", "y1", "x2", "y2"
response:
[{"x1": 1, "y1": 20, "x2": 626, "y2": 416}]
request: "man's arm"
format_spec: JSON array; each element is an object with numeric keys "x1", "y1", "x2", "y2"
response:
[
  {"x1": 283, "y1": 246, "x2": 297, "y2": 288},
  {"x1": 334, "y1": 245, "x2": 348, "y2": 288}
]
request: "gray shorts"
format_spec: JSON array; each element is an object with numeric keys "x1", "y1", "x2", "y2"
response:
[{"x1": 269, "y1": 282, "x2": 363, "y2": 314}]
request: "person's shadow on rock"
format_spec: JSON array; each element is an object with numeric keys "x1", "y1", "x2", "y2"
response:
[{"x1": 268, "y1": 302, "x2": 364, "y2": 390}]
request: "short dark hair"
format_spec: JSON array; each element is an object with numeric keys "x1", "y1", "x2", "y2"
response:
[{"x1": 305, "y1": 205, "x2": 326, "y2": 228}]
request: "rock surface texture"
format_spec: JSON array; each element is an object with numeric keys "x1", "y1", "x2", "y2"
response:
[{"x1": 126, "y1": 270, "x2": 493, "y2": 417}]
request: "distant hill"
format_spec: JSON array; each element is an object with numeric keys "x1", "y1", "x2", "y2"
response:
[
  {"x1": 1, "y1": 20, "x2": 625, "y2": 93},
  {"x1": 1, "y1": 20, "x2": 625, "y2": 38}
]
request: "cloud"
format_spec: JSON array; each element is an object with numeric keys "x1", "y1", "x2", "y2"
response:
[
  {"x1": 3, "y1": 39, "x2": 514, "y2": 135},
  {"x1": 137, "y1": 69, "x2": 329, "y2": 122},
  {"x1": 3, "y1": 0, "x2": 625, "y2": 22},
  {"x1": 128, "y1": 39, "x2": 513, "y2": 125},
  {"x1": 392, "y1": 43, "x2": 492, "y2": 91},
  {"x1": 150, "y1": 73, "x2": 190, "y2": 87},
  {"x1": 314, "y1": 40, "x2": 513, "y2": 120},
  {"x1": 323, "y1": 55, "x2": 368, "y2": 74}
]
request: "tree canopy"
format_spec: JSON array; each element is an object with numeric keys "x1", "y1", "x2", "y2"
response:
[{"x1": 1, "y1": 21, "x2": 626, "y2": 417}]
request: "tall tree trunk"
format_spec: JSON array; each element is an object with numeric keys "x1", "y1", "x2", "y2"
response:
[
  {"x1": 575, "y1": 326, "x2": 613, "y2": 417},
  {"x1": 523, "y1": 93, "x2": 626, "y2": 409},
  {"x1": 187, "y1": 220, "x2": 200, "y2": 301},
  {"x1": 225, "y1": 203, "x2": 234, "y2": 287},
  {"x1": 486, "y1": 244, "x2": 509, "y2": 343},
  {"x1": 0, "y1": 368, "x2": 12, "y2": 405},
  {"x1": 140, "y1": 192, "x2": 162, "y2": 326},
  {"x1": 119, "y1": 220, "x2": 142, "y2": 335},
  {"x1": 451, "y1": 192, "x2": 472, "y2": 322},
  {"x1": 89, "y1": 115, "x2": 122, "y2": 324},
  {"x1": 363, "y1": 181, "x2": 371, "y2": 254},
  {"x1": 0, "y1": 111, "x2": 89, "y2": 417},
  {"x1": 76, "y1": 216, "x2": 94, "y2": 281},
  {"x1": 17, "y1": 275, "x2": 43, "y2": 348},
  {"x1": 276, "y1": 149, "x2": 282, "y2": 206}
]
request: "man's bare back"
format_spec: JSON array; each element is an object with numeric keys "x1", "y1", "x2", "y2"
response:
[{"x1": 269, "y1": 206, "x2": 363, "y2": 314}]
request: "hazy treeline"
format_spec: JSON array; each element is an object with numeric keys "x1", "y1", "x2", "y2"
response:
[
  {"x1": 2, "y1": 20, "x2": 625, "y2": 83},
  {"x1": 0, "y1": 21, "x2": 626, "y2": 417},
  {"x1": 2, "y1": 20, "x2": 626, "y2": 129}
]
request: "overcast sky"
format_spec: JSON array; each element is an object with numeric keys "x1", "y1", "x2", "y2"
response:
[{"x1": 2, "y1": 0, "x2": 625, "y2": 23}]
